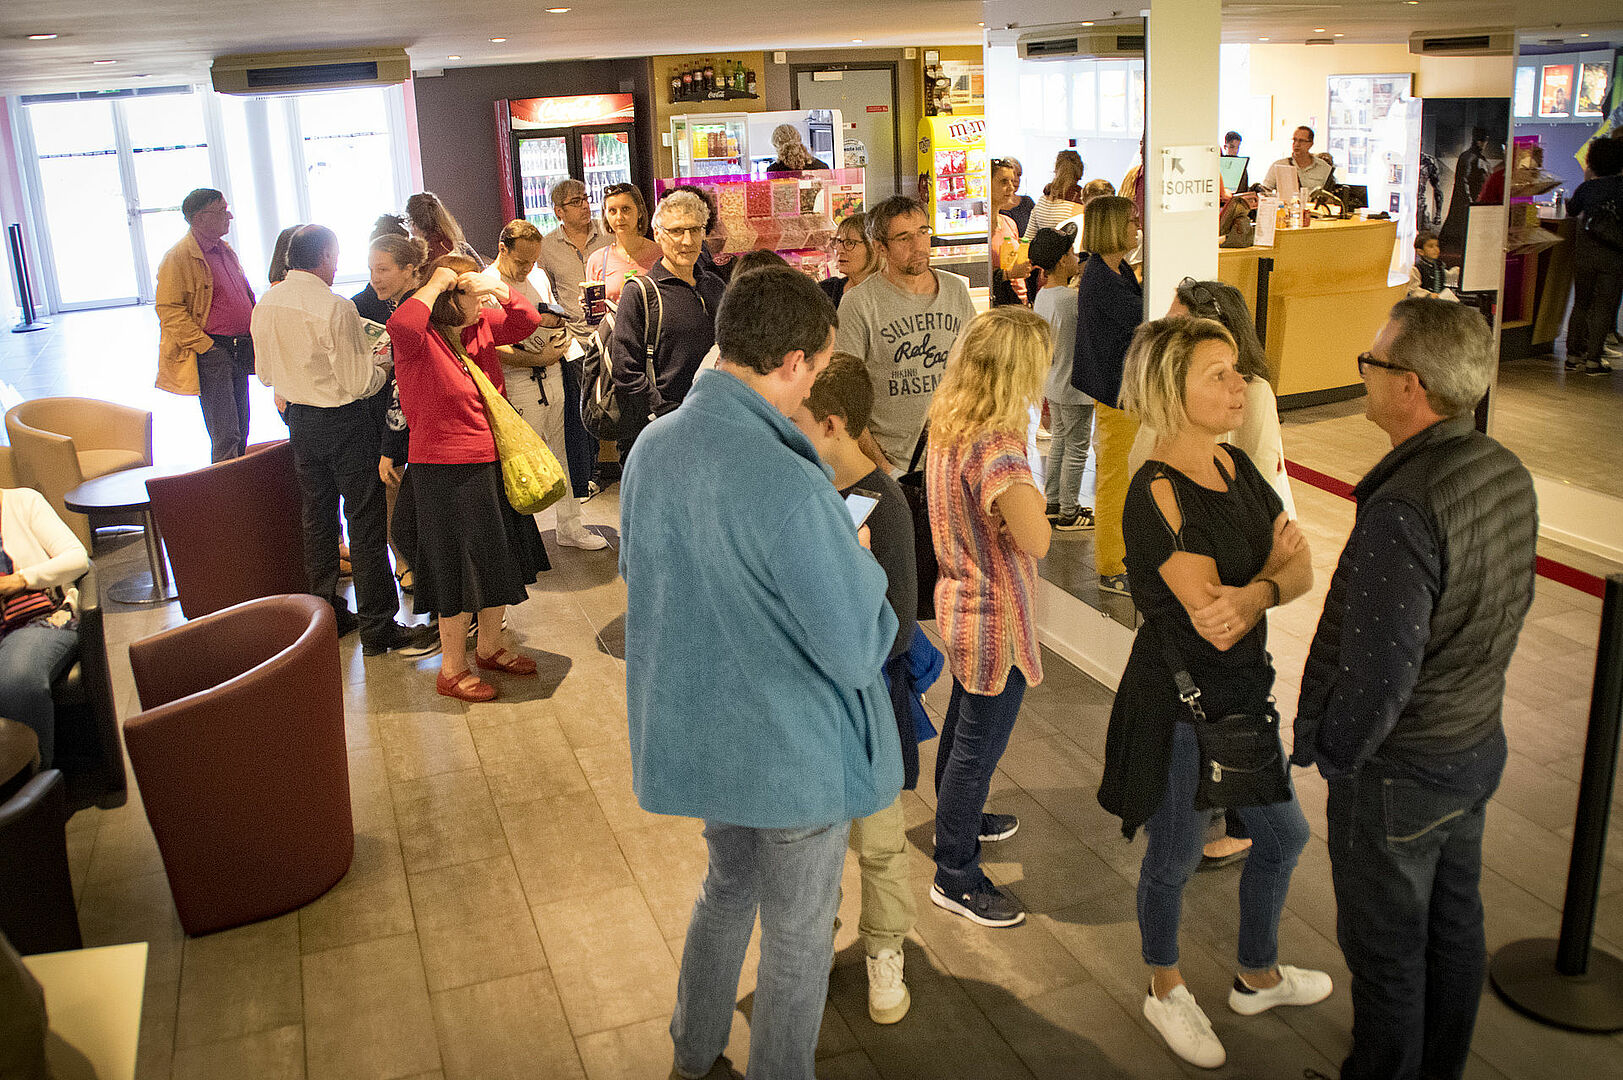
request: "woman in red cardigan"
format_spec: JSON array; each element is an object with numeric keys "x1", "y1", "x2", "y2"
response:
[{"x1": 388, "y1": 253, "x2": 558, "y2": 701}]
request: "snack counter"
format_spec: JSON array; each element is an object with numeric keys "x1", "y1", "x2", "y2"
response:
[{"x1": 1217, "y1": 217, "x2": 1405, "y2": 407}]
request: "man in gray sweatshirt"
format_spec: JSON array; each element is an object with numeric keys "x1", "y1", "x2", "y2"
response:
[{"x1": 834, "y1": 196, "x2": 976, "y2": 472}]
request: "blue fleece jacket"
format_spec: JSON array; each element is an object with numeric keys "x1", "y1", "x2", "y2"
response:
[{"x1": 619, "y1": 368, "x2": 902, "y2": 828}]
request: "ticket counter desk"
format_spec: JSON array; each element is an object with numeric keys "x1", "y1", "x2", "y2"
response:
[{"x1": 1217, "y1": 218, "x2": 1405, "y2": 408}]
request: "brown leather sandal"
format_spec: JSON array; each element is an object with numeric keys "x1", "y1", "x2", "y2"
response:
[
  {"x1": 474, "y1": 647, "x2": 537, "y2": 676},
  {"x1": 436, "y1": 668, "x2": 496, "y2": 702}
]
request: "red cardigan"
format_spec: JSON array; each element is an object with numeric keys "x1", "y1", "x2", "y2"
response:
[{"x1": 388, "y1": 290, "x2": 541, "y2": 464}]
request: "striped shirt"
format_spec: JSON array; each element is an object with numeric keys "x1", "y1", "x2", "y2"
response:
[
  {"x1": 926, "y1": 428, "x2": 1044, "y2": 694},
  {"x1": 1021, "y1": 195, "x2": 1085, "y2": 240}
]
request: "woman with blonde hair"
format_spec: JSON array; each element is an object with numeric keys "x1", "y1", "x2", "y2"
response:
[
  {"x1": 925, "y1": 306, "x2": 1053, "y2": 930},
  {"x1": 821, "y1": 212, "x2": 879, "y2": 306},
  {"x1": 584, "y1": 182, "x2": 661, "y2": 304},
  {"x1": 1022, "y1": 150, "x2": 1086, "y2": 239},
  {"x1": 1071, "y1": 194, "x2": 1143, "y2": 596},
  {"x1": 387, "y1": 253, "x2": 557, "y2": 701},
  {"x1": 1097, "y1": 315, "x2": 1324, "y2": 1069},
  {"x1": 763, "y1": 123, "x2": 830, "y2": 173},
  {"x1": 405, "y1": 192, "x2": 482, "y2": 265}
]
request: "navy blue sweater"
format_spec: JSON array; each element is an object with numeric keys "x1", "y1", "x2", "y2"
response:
[{"x1": 1071, "y1": 254, "x2": 1143, "y2": 407}]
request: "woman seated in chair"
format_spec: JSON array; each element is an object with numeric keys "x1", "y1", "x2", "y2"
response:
[{"x1": 0, "y1": 485, "x2": 89, "y2": 768}]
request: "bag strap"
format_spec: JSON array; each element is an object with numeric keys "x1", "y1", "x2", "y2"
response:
[
  {"x1": 1151, "y1": 620, "x2": 1208, "y2": 724},
  {"x1": 632, "y1": 275, "x2": 663, "y2": 411},
  {"x1": 906, "y1": 422, "x2": 930, "y2": 474}
]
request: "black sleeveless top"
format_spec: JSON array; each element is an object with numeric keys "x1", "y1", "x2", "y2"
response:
[{"x1": 1098, "y1": 446, "x2": 1285, "y2": 837}]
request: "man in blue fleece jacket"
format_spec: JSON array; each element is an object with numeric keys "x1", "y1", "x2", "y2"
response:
[{"x1": 620, "y1": 265, "x2": 901, "y2": 1080}]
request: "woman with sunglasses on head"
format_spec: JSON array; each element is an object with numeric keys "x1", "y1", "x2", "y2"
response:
[
  {"x1": 991, "y1": 159, "x2": 1032, "y2": 306},
  {"x1": 1099, "y1": 315, "x2": 1325, "y2": 1070},
  {"x1": 998, "y1": 157, "x2": 1036, "y2": 237},
  {"x1": 821, "y1": 212, "x2": 879, "y2": 307},
  {"x1": 405, "y1": 192, "x2": 484, "y2": 267},
  {"x1": 585, "y1": 183, "x2": 661, "y2": 305}
]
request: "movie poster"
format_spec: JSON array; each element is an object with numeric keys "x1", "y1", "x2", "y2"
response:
[
  {"x1": 1514, "y1": 67, "x2": 1536, "y2": 118},
  {"x1": 1420, "y1": 97, "x2": 1510, "y2": 276},
  {"x1": 1576, "y1": 62, "x2": 1609, "y2": 118},
  {"x1": 1539, "y1": 65, "x2": 1574, "y2": 118}
]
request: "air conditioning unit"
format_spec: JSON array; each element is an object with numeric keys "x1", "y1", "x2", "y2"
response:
[
  {"x1": 1408, "y1": 29, "x2": 1514, "y2": 57},
  {"x1": 1018, "y1": 26, "x2": 1145, "y2": 61},
  {"x1": 211, "y1": 47, "x2": 412, "y2": 95}
]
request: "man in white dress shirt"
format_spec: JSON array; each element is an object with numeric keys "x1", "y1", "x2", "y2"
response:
[
  {"x1": 252, "y1": 225, "x2": 424, "y2": 653},
  {"x1": 482, "y1": 219, "x2": 608, "y2": 550},
  {"x1": 1260, "y1": 126, "x2": 1333, "y2": 202}
]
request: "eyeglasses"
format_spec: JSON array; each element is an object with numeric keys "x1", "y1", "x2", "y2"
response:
[
  {"x1": 1357, "y1": 352, "x2": 1427, "y2": 388},
  {"x1": 558, "y1": 196, "x2": 588, "y2": 208},
  {"x1": 657, "y1": 225, "x2": 705, "y2": 239},
  {"x1": 883, "y1": 226, "x2": 934, "y2": 244},
  {"x1": 1177, "y1": 276, "x2": 1221, "y2": 317},
  {"x1": 833, "y1": 236, "x2": 867, "y2": 250}
]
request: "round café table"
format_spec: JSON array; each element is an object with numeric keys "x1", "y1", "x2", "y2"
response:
[{"x1": 64, "y1": 464, "x2": 192, "y2": 606}]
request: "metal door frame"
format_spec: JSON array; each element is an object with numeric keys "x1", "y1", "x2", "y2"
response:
[{"x1": 789, "y1": 62, "x2": 903, "y2": 198}]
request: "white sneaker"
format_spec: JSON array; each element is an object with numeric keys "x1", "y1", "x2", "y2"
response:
[
  {"x1": 556, "y1": 523, "x2": 609, "y2": 550},
  {"x1": 1228, "y1": 964, "x2": 1333, "y2": 1016},
  {"x1": 1144, "y1": 984, "x2": 1225, "y2": 1069},
  {"x1": 866, "y1": 948, "x2": 910, "y2": 1024}
]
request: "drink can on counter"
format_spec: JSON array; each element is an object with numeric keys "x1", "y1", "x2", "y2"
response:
[{"x1": 581, "y1": 282, "x2": 607, "y2": 326}]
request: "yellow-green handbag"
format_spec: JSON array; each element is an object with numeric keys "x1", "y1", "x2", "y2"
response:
[{"x1": 437, "y1": 329, "x2": 567, "y2": 516}]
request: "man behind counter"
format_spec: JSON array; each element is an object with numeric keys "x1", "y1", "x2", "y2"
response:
[{"x1": 1260, "y1": 126, "x2": 1333, "y2": 202}]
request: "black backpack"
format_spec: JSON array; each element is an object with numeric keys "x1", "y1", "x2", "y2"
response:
[
  {"x1": 1583, "y1": 194, "x2": 1623, "y2": 254},
  {"x1": 578, "y1": 275, "x2": 662, "y2": 441}
]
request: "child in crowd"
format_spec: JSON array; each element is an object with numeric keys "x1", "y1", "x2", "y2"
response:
[
  {"x1": 1030, "y1": 223, "x2": 1095, "y2": 532},
  {"x1": 925, "y1": 306, "x2": 1053, "y2": 928},
  {"x1": 1408, "y1": 230, "x2": 1455, "y2": 300},
  {"x1": 793, "y1": 352, "x2": 924, "y2": 1026}
]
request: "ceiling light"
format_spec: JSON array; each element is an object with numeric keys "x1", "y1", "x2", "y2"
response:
[
  {"x1": 545, "y1": 6, "x2": 570, "y2": 12},
  {"x1": 1580, "y1": 32, "x2": 1590, "y2": 37},
  {"x1": 27, "y1": 33, "x2": 59, "y2": 40},
  {"x1": 490, "y1": 37, "x2": 506, "y2": 43},
  {"x1": 851, "y1": 39, "x2": 863, "y2": 43},
  {"x1": 1081, "y1": 21, "x2": 1095, "y2": 27},
  {"x1": 1334, "y1": 33, "x2": 1344, "y2": 37},
  {"x1": 1313, "y1": 28, "x2": 1327, "y2": 33},
  {"x1": 1404, "y1": 1, "x2": 1419, "y2": 5},
  {"x1": 91, "y1": 59, "x2": 117, "y2": 65},
  {"x1": 446, "y1": 54, "x2": 461, "y2": 60},
  {"x1": 1259, "y1": 37, "x2": 1270, "y2": 42}
]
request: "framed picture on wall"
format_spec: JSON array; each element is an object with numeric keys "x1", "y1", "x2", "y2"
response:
[
  {"x1": 1539, "y1": 65, "x2": 1574, "y2": 118},
  {"x1": 1577, "y1": 62, "x2": 1609, "y2": 118},
  {"x1": 1514, "y1": 67, "x2": 1536, "y2": 118}
]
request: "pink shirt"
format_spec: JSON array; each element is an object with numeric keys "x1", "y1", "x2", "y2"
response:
[
  {"x1": 992, "y1": 213, "x2": 1028, "y2": 304},
  {"x1": 926, "y1": 428, "x2": 1043, "y2": 694},
  {"x1": 195, "y1": 232, "x2": 255, "y2": 335},
  {"x1": 585, "y1": 242, "x2": 661, "y2": 303}
]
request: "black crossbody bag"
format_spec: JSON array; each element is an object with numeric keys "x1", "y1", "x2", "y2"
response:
[{"x1": 1153, "y1": 622, "x2": 1292, "y2": 811}]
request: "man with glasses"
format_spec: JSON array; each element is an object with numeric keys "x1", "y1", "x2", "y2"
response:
[
  {"x1": 538, "y1": 178, "x2": 611, "y2": 501},
  {"x1": 834, "y1": 195, "x2": 976, "y2": 473},
  {"x1": 155, "y1": 188, "x2": 258, "y2": 461},
  {"x1": 1295, "y1": 299, "x2": 1537, "y2": 1080},
  {"x1": 607, "y1": 189, "x2": 726, "y2": 457},
  {"x1": 1259, "y1": 126, "x2": 1331, "y2": 202}
]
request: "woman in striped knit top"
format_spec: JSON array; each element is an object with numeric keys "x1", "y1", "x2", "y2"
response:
[{"x1": 1022, "y1": 150, "x2": 1087, "y2": 240}]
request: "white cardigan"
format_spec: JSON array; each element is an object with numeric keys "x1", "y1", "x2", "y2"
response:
[{"x1": 1, "y1": 487, "x2": 90, "y2": 590}]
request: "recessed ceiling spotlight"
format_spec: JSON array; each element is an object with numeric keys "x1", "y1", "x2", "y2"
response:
[
  {"x1": 545, "y1": 6, "x2": 570, "y2": 12},
  {"x1": 27, "y1": 33, "x2": 59, "y2": 40},
  {"x1": 91, "y1": 59, "x2": 117, "y2": 65},
  {"x1": 1259, "y1": 37, "x2": 1270, "y2": 42},
  {"x1": 1081, "y1": 21, "x2": 1094, "y2": 27},
  {"x1": 446, "y1": 54, "x2": 461, "y2": 60},
  {"x1": 1334, "y1": 33, "x2": 1344, "y2": 37},
  {"x1": 1579, "y1": 32, "x2": 1590, "y2": 37},
  {"x1": 490, "y1": 37, "x2": 506, "y2": 43},
  {"x1": 851, "y1": 38, "x2": 863, "y2": 43},
  {"x1": 1313, "y1": 28, "x2": 1327, "y2": 33},
  {"x1": 1404, "y1": 1, "x2": 1419, "y2": 5}
]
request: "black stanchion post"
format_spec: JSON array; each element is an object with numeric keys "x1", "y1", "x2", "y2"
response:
[
  {"x1": 1489, "y1": 574, "x2": 1623, "y2": 1031},
  {"x1": 9, "y1": 222, "x2": 50, "y2": 334}
]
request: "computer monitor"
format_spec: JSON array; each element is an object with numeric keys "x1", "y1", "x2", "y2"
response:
[
  {"x1": 1217, "y1": 154, "x2": 1249, "y2": 191},
  {"x1": 1339, "y1": 184, "x2": 1369, "y2": 212}
]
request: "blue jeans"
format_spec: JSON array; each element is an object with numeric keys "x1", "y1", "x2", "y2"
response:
[
  {"x1": 1138, "y1": 720, "x2": 1309, "y2": 970},
  {"x1": 1043, "y1": 399, "x2": 1094, "y2": 515},
  {"x1": 1328, "y1": 767, "x2": 1495, "y2": 1080},
  {"x1": 671, "y1": 819, "x2": 850, "y2": 1080},
  {"x1": 933, "y1": 669, "x2": 1027, "y2": 892},
  {"x1": 0, "y1": 621, "x2": 79, "y2": 768}
]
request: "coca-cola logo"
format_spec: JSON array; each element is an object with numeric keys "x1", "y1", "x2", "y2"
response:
[{"x1": 510, "y1": 94, "x2": 635, "y2": 129}]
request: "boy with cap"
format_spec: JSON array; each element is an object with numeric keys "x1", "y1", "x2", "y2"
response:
[{"x1": 1030, "y1": 224, "x2": 1094, "y2": 531}]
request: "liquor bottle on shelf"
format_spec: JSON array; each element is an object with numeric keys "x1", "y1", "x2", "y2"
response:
[
  {"x1": 747, "y1": 68, "x2": 757, "y2": 96},
  {"x1": 670, "y1": 69, "x2": 682, "y2": 104}
]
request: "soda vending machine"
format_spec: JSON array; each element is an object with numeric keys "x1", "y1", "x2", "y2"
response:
[{"x1": 495, "y1": 93, "x2": 640, "y2": 234}]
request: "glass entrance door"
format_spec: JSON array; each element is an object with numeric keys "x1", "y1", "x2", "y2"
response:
[{"x1": 21, "y1": 87, "x2": 216, "y2": 309}]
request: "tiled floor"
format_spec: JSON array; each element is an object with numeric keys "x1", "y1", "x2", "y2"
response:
[{"x1": 11, "y1": 306, "x2": 1623, "y2": 1079}]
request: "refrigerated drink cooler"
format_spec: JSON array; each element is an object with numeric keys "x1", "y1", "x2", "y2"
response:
[
  {"x1": 670, "y1": 109, "x2": 846, "y2": 184},
  {"x1": 496, "y1": 93, "x2": 641, "y2": 234}
]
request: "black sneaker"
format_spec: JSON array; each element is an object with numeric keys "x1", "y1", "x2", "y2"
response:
[
  {"x1": 1054, "y1": 507, "x2": 1095, "y2": 531},
  {"x1": 1045, "y1": 502, "x2": 1061, "y2": 520},
  {"x1": 1586, "y1": 359, "x2": 1613, "y2": 376},
  {"x1": 397, "y1": 623, "x2": 442, "y2": 659},
  {"x1": 930, "y1": 877, "x2": 1025, "y2": 927},
  {"x1": 1565, "y1": 356, "x2": 1585, "y2": 371},
  {"x1": 978, "y1": 812, "x2": 1020, "y2": 842},
  {"x1": 333, "y1": 607, "x2": 359, "y2": 638},
  {"x1": 362, "y1": 620, "x2": 418, "y2": 656}
]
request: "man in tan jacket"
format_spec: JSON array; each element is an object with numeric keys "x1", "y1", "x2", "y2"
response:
[{"x1": 155, "y1": 188, "x2": 257, "y2": 461}]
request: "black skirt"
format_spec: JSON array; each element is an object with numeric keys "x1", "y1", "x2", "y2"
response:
[{"x1": 402, "y1": 461, "x2": 549, "y2": 617}]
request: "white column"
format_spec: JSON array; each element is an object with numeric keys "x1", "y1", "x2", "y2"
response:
[{"x1": 1143, "y1": 0, "x2": 1222, "y2": 314}]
